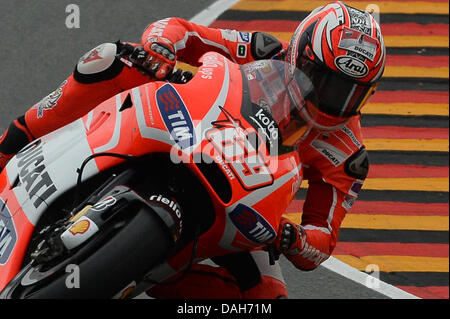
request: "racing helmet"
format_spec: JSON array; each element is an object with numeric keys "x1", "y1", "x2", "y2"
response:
[{"x1": 284, "y1": 1, "x2": 386, "y2": 137}]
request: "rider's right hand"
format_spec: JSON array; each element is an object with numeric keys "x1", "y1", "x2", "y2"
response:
[
  {"x1": 141, "y1": 40, "x2": 176, "y2": 80},
  {"x1": 274, "y1": 217, "x2": 307, "y2": 254}
]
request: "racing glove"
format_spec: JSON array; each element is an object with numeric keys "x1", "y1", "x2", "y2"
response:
[
  {"x1": 141, "y1": 39, "x2": 176, "y2": 80},
  {"x1": 274, "y1": 217, "x2": 307, "y2": 255}
]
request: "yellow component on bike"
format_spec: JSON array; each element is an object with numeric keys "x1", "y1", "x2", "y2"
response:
[{"x1": 70, "y1": 205, "x2": 93, "y2": 222}]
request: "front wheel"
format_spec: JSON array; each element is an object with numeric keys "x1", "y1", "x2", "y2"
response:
[{"x1": 1, "y1": 206, "x2": 173, "y2": 299}]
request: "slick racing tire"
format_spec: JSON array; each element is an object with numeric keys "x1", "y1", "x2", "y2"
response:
[{"x1": 1, "y1": 206, "x2": 173, "y2": 299}]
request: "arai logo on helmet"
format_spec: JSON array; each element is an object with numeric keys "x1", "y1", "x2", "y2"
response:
[{"x1": 334, "y1": 56, "x2": 369, "y2": 78}]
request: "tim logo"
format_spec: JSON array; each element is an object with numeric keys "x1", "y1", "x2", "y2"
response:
[
  {"x1": 156, "y1": 84, "x2": 196, "y2": 149},
  {"x1": 0, "y1": 199, "x2": 17, "y2": 265},
  {"x1": 229, "y1": 204, "x2": 276, "y2": 244},
  {"x1": 350, "y1": 181, "x2": 363, "y2": 196}
]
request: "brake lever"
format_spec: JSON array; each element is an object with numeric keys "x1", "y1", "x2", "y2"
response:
[
  {"x1": 115, "y1": 41, "x2": 192, "y2": 83},
  {"x1": 115, "y1": 42, "x2": 155, "y2": 76}
]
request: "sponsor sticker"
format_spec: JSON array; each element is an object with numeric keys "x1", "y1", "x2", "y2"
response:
[
  {"x1": 338, "y1": 26, "x2": 378, "y2": 61},
  {"x1": 248, "y1": 107, "x2": 279, "y2": 150},
  {"x1": 237, "y1": 44, "x2": 247, "y2": 58},
  {"x1": 334, "y1": 56, "x2": 369, "y2": 78},
  {"x1": 149, "y1": 194, "x2": 183, "y2": 239},
  {"x1": 60, "y1": 216, "x2": 99, "y2": 250},
  {"x1": 15, "y1": 139, "x2": 58, "y2": 209},
  {"x1": 348, "y1": 7, "x2": 372, "y2": 35},
  {"x1": 69, "y1": 219, "x2": 91, "y2": 235},
  {"x1": 91, "y1": 196, "x2": 117, "y2": 211},
  {"x1": 311, "y1": 139, "x2": 349, "y2": 167},
  {"x1": 238, "y1": 32, "x2": 251, "y2": 43},
  {"x1": 341, "y1": 126, "x2": 362, "y2": 148},
  {"x1": 0, "y1": 198, "x2": 17, "y2": 265},
  {"x1": 80, "y1": 46, "x2": 104, "y2": 64},
  {"x1": 229, "y1": 204, "x2": 276, "y2": 244},
  {"x1": 214, "y1": 155, "x2": 235, "y2": 181},
  {"x1": 156, "y1": 84, "x2": 196, "y2": 149},
  {"x1": 349, "y1": 180, "x2": 364, "y2": 197},
  {"x1": 342, "y1": 195, "x2": 356, "y2": 211},
  {"x1": 32, "y1": 80, "x2": 68, "y2": 118},
  {"x1": 220, "y1": 29, "x2": 238, "y2": 42},
  {"x1": 149, "y1": 194, "x2": 182, "y2": 221}
]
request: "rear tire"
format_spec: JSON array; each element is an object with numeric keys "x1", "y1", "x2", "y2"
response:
[{"x1": 4, "y1": 206, "x2": 173, "y2": 299}]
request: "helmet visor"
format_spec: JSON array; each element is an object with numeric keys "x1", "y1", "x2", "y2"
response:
[{"x1": 298, "y1": 55, "x2": 377, "y2": 118}]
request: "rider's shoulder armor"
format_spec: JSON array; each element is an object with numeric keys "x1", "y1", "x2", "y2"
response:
[
  {"x1": 250, "y1": 32, "x2": 283, "y2": 60},
  {"x1": 344, "y1": 147, "x2": 369, "y2": 180}
]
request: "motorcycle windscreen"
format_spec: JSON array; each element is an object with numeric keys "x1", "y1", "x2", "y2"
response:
[{"x1": 240, "y1": 59, "x2": 315, "y2": 150}]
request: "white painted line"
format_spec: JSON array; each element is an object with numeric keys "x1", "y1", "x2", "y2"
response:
[
  {"x1": 190, "y1": 0, "x2": 241, "y2": 25},
  {"x1": 189, "y1": 0, "x2": 422, "y2": 301},
  {"x1": 322, "y1": 257, "x2": 421, "y2": 299}
]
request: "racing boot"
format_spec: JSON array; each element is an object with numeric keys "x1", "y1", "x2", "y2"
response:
[{"x1": 0, "y1": 116, "x2": 34, "y2": 172}]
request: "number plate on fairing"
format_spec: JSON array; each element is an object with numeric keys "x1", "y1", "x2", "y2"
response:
[{"x1": 205, "y1": 107, "x2": 274, "y2": 191}]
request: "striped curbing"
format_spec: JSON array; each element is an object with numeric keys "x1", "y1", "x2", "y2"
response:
[{"x1": 214, "y1": 0, "x2": 449, "y2": 299}]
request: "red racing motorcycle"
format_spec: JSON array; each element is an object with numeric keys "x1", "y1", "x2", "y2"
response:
[{"x1": 0, "y1": 48, "x2": 306, "y2": 298}]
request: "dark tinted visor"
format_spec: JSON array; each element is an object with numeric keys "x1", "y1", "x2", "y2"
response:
[{"x1": 298, "y1": 56, "x2": 376, "y2": 118}]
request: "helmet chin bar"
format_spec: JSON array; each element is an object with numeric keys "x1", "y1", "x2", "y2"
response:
[{"x1": 285, "y1": 75, "x2": 349, "y2": 134}]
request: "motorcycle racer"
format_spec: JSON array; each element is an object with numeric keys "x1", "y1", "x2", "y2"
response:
[{"x1": 0, "y1": 1, "x2": 385, "y2": 299}]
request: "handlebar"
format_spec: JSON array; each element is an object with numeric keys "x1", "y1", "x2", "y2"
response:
[{"x1": 115, "y1": 41, "x2": 193, "y2": 84}]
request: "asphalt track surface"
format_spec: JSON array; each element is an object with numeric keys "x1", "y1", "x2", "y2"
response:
[{"x1": 0, "y1": 0, "x2": 416, "y2": 300}]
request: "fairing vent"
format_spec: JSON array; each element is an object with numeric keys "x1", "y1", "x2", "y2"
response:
[{"x1": 195, "y1": 154, "x2": 232, "y2": 204}]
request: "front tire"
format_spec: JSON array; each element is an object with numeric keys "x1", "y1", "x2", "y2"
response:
[{"x1": 2, "y1": 206, "x2": 173, "y2": 299}]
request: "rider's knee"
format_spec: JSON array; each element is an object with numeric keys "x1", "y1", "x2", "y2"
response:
[
  {"x1": 242, "y1": 250, "x2": 288, "y2": 299},
  {"x1": 242, "y1": 275, "x2": 288, "y2": 299}
]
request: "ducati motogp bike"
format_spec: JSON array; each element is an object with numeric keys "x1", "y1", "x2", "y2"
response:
[{"x1": 0, "y1": 46, "x2": 306, "y2": 298}]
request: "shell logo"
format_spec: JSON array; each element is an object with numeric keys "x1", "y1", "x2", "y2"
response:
[{"x1": 69, "y1": 220, "x2": 90, "y2": 235}]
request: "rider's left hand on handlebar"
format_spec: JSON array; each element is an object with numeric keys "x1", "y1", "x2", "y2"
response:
[{"x1": 140, "y1": 40, "x2": 176, "y2": 80}]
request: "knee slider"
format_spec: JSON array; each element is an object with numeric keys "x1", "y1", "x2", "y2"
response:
[{"x1": 74, "y1": 43, "x2": 124, "y2": 84}]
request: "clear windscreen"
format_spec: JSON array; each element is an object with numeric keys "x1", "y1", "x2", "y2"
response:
[{"x1": 240, "y1": 59, "x2": 313, "y2": 150}]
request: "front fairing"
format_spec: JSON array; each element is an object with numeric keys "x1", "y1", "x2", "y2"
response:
[
  {"x1": 0, "y1": 53, "x2": 304, "y2": 291},
  {"x1": 174, "y1": 55, "x2": 304, "y2": 253}
]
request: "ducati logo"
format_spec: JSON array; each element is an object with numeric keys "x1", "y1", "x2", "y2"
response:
[{"x1": 81, "y1": 48, "x2": 103, "y2": 64}]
